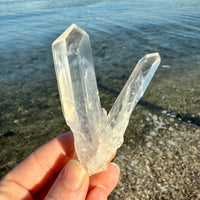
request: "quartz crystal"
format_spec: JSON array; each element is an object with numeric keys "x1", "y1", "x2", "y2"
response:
[{"x1": 52, "y1": 24, "x2": 161, "y2": 175}]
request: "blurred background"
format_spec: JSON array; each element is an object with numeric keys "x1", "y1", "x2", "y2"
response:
[{"x1": 0, "y1": 0, "x2": 200, "y2": 199}]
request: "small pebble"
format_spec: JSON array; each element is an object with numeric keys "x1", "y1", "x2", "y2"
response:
[
  {"x1": 146, "y1": 135, "x2": 152, "y2": 140},
  {"x1": 167, "y1": 139, "x2": 175, "y2": 145},
  {"x1": 146, "y1": 142, "x2": 152, "y2": 148},
  {"x1": 162, "y1": 65, "x2": 170, "y2": 68},
  {"x1": 158, "y1": 140, "x2": 165, "y2": 145},
  {"x1": 161, "y1": 110, "x2": 167, "y2": 114},
  {"x1": 146, "y1": 117, "x2": 150, "y2": 121},
  {"x1": 14, "y1": 120, "x2": 19, "y2": 124},
  {"x1": 150, "y1": 131, "x2": 157, "y2": 136},
  {"x1": 130, "y1": 160, "x2": 138, "y2": 166},
  {"x1": 170, "y1": 118, "x2": 174, "y2": 122}
]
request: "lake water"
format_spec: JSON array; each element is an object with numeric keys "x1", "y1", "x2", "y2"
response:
[
  {"x1": 0, "y1": 1, "x2": 200, "y2": 198},
  {"x1": 1, "y1": 0, "x2": 200, "y2": 124},
  {"x1": 1, "y1": 0, "x2": 200, "y2": 53}
]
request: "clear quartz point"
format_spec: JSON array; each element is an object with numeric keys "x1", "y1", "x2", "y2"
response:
[{"x1": 52, "y1": 24, "x2": 161, "y2": 175}]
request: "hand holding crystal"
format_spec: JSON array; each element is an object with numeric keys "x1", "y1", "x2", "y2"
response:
[{"x1": 0, "y1": 132, "x2": 119, "y2": 200}]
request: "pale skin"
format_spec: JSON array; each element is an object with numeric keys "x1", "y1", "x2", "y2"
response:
[{"x1": 0, "y1": 132, "x2": 119, "y2": 200}]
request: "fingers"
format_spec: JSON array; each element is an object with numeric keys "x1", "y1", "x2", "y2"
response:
[
  {"x1": 86, "y1": 185, "x2": 107, "y2": 200},
  {"x1": 44, "y1": 161, "x2": 119, "y2": 200},
  {"x1": 1, "y1": 131, "x2": 119, "y2": 200},
  {"x1": 45, "y1": 160, "x2": 89, "y2": 200},
  {"x1": 87, "y1": 162, "x2": 120, "y2": 199},
  {"x1": 3, "y1": 132, "x2": 75, "y2": 194},
  {"x1": 0, "y1": 178, "x2": 33, "y2": 200},
  {"x1": 34, "y1": 171, "x2": 60, "y2": 200}
]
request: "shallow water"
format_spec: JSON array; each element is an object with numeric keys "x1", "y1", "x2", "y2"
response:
[
  {"x1": 1, "y1": 0, "x2": 199, "y2": 126},
  {"x1": 0, "y1": 0, "x2": 200, "y2": 198}
]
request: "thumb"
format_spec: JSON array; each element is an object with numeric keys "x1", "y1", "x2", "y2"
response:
[{"x1": 45, "y1": 160, "x2": 89, "y2": 200}]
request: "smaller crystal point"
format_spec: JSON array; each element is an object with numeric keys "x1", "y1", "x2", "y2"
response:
[
  {"x1": 108, "y1": 53, "x2": 161, "y2": 149},
  {"x1": 52, "y1": 24, "x2": 161, "y2": 176}
]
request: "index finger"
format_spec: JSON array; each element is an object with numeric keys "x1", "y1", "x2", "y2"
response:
[{"x1": 3, "y1": 131, "x2": 75, "y2": 195}]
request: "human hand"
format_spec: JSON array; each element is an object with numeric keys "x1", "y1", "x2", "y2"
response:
[{"x1": 0, "y1": 132, "x2": 120, "y2": 200}]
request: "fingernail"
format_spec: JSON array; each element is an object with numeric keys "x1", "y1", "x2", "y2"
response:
[
  {"x1": 95, "y1": 185, "x2": 107, "y2": 200},
  {"x1": 96, "y1": 185, "x2": 107, "y2": 192},
  {"x1": 61, "y1": 159, "x2": 86, "y2": 191},
  {"x1": 110, "y1": 162, "x2": 120, "y2": 173}
]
